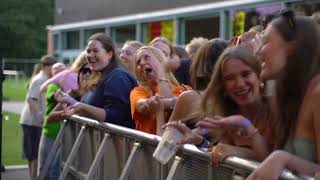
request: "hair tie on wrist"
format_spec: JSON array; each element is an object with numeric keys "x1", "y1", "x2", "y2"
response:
[{"x1": 241, "y1": 118, "x2": 251, "y2": 129}]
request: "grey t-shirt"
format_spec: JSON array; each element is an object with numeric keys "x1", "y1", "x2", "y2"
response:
[{"x1": 20, "y1": 71, "x2": 48, "y2": 127}]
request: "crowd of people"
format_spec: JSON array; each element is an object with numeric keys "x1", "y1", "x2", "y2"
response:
[{"x1": 20, "y1": 10, "x2": 320, "y2": 180}]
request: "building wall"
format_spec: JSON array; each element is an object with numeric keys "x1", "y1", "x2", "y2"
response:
[{"x1": 54, "y1": 0, "x2": 224, "y2": 24}]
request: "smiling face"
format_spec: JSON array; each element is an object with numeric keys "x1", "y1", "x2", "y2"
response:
[
  {"x1": 223, "y1": 58, "x2": 261, "y2": 107},
  {"x1": 257, "y1": 25, "x2": 290, "y2": 80},
  {"x1": 86, "y1": 40, "x2": 113, "y2": 72},
  {"x1": 120, "y1": 44, "x2": 136, "y2": 70},
  {"x1": 136, "y1": 48, "x2": 164, "y2": 83}
]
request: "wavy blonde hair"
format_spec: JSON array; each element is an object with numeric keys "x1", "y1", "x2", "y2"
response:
[{"x1": 135, "y1": 46, "x2": 179, "y2": 91}]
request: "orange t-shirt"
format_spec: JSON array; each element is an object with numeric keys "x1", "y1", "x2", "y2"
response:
[{"x1": 130, "y1": 85, "x2": 191, "y2": 134}]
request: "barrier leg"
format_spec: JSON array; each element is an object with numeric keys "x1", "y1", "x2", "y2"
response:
[
  {"x1": 166, "y1": 156, "x2": 181, "y2": 180},
  {"x1": 59, "y1": 125, "x2": 86, "y2": 180},
  {"x1": 85, "y1": 133, "x2": 110, "y2": 180},
  {"x1": 37, "y1": 120, "x2": 66, "y2": 180},
  {"x1": 119, "y1": 142, "x2": 141, "y2": 180}
]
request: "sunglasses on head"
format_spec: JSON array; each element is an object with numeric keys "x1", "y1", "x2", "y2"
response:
[{"x1": 80, "y1": 67, "x2": 91, "y2": 74}]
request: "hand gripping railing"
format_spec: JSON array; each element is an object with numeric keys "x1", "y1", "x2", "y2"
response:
[{"x1": 38, "y1": 115, "x2": 314, "y2": 180}]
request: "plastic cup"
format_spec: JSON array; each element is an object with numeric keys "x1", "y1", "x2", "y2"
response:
[{"x1": 153, "y1": 127, "x2": 184, "y2": 164}]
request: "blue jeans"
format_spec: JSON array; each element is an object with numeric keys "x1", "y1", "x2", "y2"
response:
[{"x1": 38, "y1": 135, "x2": 61, "y2": 180}]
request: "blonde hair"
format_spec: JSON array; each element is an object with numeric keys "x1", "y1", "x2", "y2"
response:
[
  {"x1": 70, "y1": 51, "x2": 88, "y2": 72},
  {"x1": 135, "y1": 46, "x2": 179, "y2": 90}
]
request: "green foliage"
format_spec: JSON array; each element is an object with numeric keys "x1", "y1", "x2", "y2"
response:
[
  {"x1": 0, "y1": 0, "x2": 54, "y2": 59},
  {"x1": 2, "y1": 111, "x2": 27, "y2": 165},
  {"x1": 3, "y1": 77, "x2": 28, "y2": 101}
]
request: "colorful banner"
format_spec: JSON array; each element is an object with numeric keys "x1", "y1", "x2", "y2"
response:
[
  {"x1": 161, "y1": 20, "x2": 174, "y2": 42},
  {"x1": 233, "y1": 11, "x2": 246, "y2": 36},
  {"x1": 147, "y1": 20, "x2": 174, "y2": 43}
]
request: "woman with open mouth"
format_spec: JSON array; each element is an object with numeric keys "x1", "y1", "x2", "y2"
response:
[{"x1": 130, "y1": 46, "x2": 191, "y2": 135}]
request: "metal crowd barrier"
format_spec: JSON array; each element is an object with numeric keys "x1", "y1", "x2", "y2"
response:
[{"x1": 38, "y1": 115, "x2": 314, "y2": 180}]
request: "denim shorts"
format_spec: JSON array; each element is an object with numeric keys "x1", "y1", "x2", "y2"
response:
[{"x1": 22, "y1": 124, "x2": 42, "y2": 161}]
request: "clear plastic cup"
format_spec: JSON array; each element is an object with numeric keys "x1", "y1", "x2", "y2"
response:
[{"x1": 153, "y1": 127, "x2": 184, "y2": 164}]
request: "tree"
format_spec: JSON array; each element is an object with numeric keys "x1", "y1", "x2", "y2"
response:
[{"x1": 0, "y1": 0, "x2": 54, "y2": 59}]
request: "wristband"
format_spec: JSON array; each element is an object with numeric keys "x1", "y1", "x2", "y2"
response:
[
  {"x1": 199, "y1": 128, "x2": 208, "y2": 136},
  {"x1": 241, "y1": 118, "x2": 251, "y2": 129},
  {"x1": 66, "y1": 96, "x2": 78, "y2": 105},
  {"x1": 196, "y1": 138, "x2": 210, "y2": 149}
]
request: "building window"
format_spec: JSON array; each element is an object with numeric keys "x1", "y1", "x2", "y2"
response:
[
  {"x1": 53, "y1": 34, "x2": 59, "y2": 51},
  {"x1": 62, "y1": 31, "x2": 80, "y2": 50},
  {"x1": 113, "y1": 25, "x2": 136, "y2": 46},
  {"x1": 184, "y1": 16, "x2": 219, "y2": 45},
  {"x1": 84, "y1": 28, "x2": 105, "y2": 45}
]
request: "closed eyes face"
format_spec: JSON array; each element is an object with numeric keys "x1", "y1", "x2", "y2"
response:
[
  {"x1": 223, "y1": 58, "x2": 261, "y2": 107},
  {"x1": 257, "y1": 25, "x2": 289, "y2": 80},
  {"x1": 120, "y1": 44, "x2": 136, "y2": 69}
]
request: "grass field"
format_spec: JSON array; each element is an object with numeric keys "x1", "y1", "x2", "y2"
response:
[
  {"x1": 3, "y1": 77, "x2": 28, "y2": 101},
  {"x1": 2, "y1": 111, "x2": 27, "y2": 165}
]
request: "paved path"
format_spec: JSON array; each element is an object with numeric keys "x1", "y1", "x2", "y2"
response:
[
  {"x1": 2, "y1": 101, "x2": 25, "y2": 114},
  {"x1": 1, "y1": 103, "x2": 28, "y2": 180},
  {"x1": 1, "y1": 165, "x2": 28, "y2": 180}
]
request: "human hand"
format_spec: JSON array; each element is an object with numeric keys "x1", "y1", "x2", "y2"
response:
[
  {"x1": 196, "y1": 115, "x2": 249, "y2": 129},
  {"x1": 62, "y1": 102, "x2": 83, "y2": 117},
  {"x1": 211, "y1": 143, "x2": 237, "y2": 165},
  {"x1": 147, "y1": 95, "x2": 163, "y2": 112},
  {"x1": 54, "y1": 89, "x2": 78, "y2": 105},
  {"x1": 246, "y1": 150, "x2": 289, "y2": 180},
  {"x1": 162, "y1": 121, "x2": 203, "y2": 145}
]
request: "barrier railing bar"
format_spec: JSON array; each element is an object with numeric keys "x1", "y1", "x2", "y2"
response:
[
  {"x1": 63, "y1": 162, "x2": 86, "y2": 180},
  {"x1": 208, "y1": 161, "x2": 213, "y2": 180},
  {"x1": 37, "y1": 120, "x2": 66, "y2": 180},
  {"x1": 119, "y1": 142, "x2": 141, "y2": 180},
  {"x1": 85, "y1": 133, "x2": 110, "y2": 180},
  {"x1": 122, "y1": 137, "x2": 129, "y2": 169},
  {"x1": 166, "y1": 156, "x2": 181, "y2": 180},
  {"x1": 69, "y1": 115, "x2": 160, "y2": 145},
  {"x1": 66, "y1": 116, "x2": 314, "y2": 180},
  {"x1": 59, "y1": 125, "x2": 86, "y2": 180},
  {"x1": 156, "y1": 161, "x2": 167, "y2": 180}
]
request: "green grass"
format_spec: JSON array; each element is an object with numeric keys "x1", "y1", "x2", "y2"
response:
[
  {"x1": 2, "y1": 111, "x2": 27, "y2": 165},
  {"x1": 3, "y1": 77, "x2": 28, "y2": 101}
]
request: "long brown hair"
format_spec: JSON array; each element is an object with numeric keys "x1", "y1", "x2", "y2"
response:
[
  {"x1": 270, "y1": 14, "x2": 320, "y2": 148},
  {"x1": 201, "y1": 46, "x2": 261, "y2": 116},
  {"x1": 87, "y1": 33, "x2": 120, "y2": 75},
  {"x1": 190, "y1": 38, "x2": 228, "y2": 91}
]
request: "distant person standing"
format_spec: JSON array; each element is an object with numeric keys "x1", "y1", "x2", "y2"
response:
[{"x1": 20, "y1": 55, "x2": 56, "y2": 180}]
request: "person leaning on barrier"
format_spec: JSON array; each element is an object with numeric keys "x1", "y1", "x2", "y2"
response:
[
  {"x1": 130, "y1": 46, "x2": 191, "y2": 135},
  {"x1": 165, "y1": 39, "x2": 228, "y2": 128},
  {"x1": 40, "y1": 51, "x2": 87, "y2": 93},
  {"x1": 55, "y1": 33, "x2": 137, "y2": 128},
  {"x1": 246, "y1": 11, "x2": 320, "y2": 179},
  {"x1": 164, "y1": 46, "x2": 272, "y2": 165}
]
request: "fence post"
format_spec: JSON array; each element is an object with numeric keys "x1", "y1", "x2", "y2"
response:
[{"x1": 0, "y1": 58, "x2": 5, "y2": 172}]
